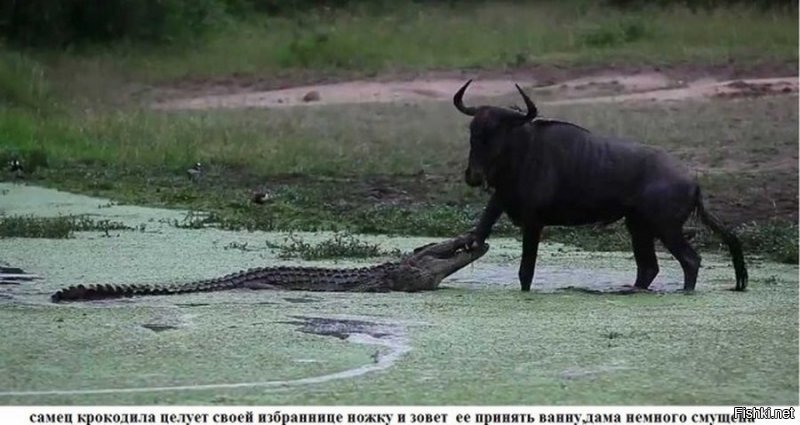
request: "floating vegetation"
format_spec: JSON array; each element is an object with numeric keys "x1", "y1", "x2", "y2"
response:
[
  {"x1": 0, "y1": 214, "x2": 133, "y2": 239},
  {"x1": 267, "y1": 231, "x2": 401, "y2": 260}
]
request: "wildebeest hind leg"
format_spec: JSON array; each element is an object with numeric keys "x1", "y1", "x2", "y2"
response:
[
  {"x1": 519, "y1": 224, "x2": 543, "y2": 291},
  {"x1": 624, "y1": 216, "x2": 659, "y2": 289},
  {"x1": 658, "y1": 228, "x2": 701, "y2": 292}
]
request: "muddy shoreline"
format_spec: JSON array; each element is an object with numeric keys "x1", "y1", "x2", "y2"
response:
[{"x1": 154, "y1": 74, "x2": 798, "y2": 110}]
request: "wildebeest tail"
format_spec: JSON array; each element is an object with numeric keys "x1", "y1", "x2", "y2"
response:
[{"x1": 695, "y1": 188, "x2": 748, "y2": 291}]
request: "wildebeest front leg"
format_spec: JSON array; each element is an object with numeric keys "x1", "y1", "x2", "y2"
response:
[
  {"x1": 519, "y1": 224, "x2": 543, "y2": 291},
  {"x1": 468, "y1": 193, "x2": 504, "y2": 247}
]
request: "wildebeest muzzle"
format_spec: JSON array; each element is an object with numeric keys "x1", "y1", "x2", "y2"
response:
[{"x1": 464, "y1": 166, "x2": 485, "y2": 187}]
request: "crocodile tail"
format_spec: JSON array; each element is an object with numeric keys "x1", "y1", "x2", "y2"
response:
[{"x1": 50, "y1": 276, "x2": 238, "y2": 303}]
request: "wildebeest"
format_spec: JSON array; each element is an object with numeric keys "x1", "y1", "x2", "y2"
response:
[{"x1": 453, "y1": 80, "x2": 747, "y2": 292}]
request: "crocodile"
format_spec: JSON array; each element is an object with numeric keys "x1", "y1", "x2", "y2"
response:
[{"x1": 51, "y1": 234, "x2": 489, "y2": 302}]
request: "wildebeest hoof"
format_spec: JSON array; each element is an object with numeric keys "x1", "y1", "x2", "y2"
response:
[
  {"x1": 618, "y1": 285, "x2": 651, "y2": 294},
  {"x1": 455, "y1": 233, "x2": 480, "y2": 252},
  {"x1": 463, "y1": 232, "x2": 485, "y2": 252}
]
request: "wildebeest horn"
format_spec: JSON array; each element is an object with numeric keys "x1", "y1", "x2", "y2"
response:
[
  {"x1": 453, "y1": 80, "x2": 477, "y2": 116},
  {"x1": 514, "y1": 84, "x2": 537, "y2": 122}
]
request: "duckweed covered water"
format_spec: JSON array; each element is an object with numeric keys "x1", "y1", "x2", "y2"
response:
[{"x1": 0, "y1": 183, "x2": 797, "y2": 405}]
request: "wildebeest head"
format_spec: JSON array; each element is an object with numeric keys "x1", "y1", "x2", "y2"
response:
[{"x1": 453, "y1": 80, "x2": 537, "y2": 187}]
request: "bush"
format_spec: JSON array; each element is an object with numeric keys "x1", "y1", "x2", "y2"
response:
[
  {"x1": 220, "y1": 0, "x2": 466, "y2": 17},
  {"x1": 0, "y1": 0, "x2": 499, "y2": 47},
  {"x1": 0, "y1": 52, "x2": 49, "y2": 109},
  {"x1": 6, "y1": 0, "x2": 790, "y2": 48},
  {"x1": 604, "y1": 0, "x2": 796, "y2": 10},
  {"x1": 0, "y1": 0, "x2": 226, "y2": 47},
  {"x1": 578, "y1": 19, "x2": 650, "y2": 48},
  {"x1": 268, "y1": 231, "x2": 399, "y2": 260},
  {"x1": 737, "y1": 220, "x2": 798, "y2": 264},
  {"x1": 221, "y1": 0, "x2": 355, "y2": 16}
]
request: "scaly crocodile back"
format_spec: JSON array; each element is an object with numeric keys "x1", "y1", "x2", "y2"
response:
[{"x1": 50, "y1": 263, "x2": 399, "y2": 303}]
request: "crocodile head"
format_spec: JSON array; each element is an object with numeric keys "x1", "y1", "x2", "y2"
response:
[{"x1": 404, "y1": 234, "x2": 489, "y2": 282}]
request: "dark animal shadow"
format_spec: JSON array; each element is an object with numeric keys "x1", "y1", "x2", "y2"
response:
[
  {"x1": 556, "y1": 285, "x2": 688, "y2": 295},
  {"x1": 283, "y1": 297, "x2": 322, "y2": 304},
  {"x1": 141, "y1": 323, "x2": 178, "y2": 332},
  {"x1": 0, "y1": 265, "x2": 41, "y2": 285},
  {"x1": 278, "y1": 316, "x2": 393, "y2": 340}
]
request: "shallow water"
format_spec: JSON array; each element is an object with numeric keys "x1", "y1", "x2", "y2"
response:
[
  {"x1": 0, "y1": 182, "x2": 797, "y2": 405},
  {"x1": 2, "y1": 183, "x2": 698, "y2": 305}
]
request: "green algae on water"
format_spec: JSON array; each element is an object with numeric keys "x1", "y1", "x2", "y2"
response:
[{"x1": 0, "y1": 183, "x2": 796, "y2": 405}]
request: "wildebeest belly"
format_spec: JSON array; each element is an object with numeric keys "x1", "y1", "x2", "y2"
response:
[
  {"x1": 500, "y1": 194, "x2": 627, "y2": 227},
  {"x1": 537, "y1": 197, "x2": 628, "y2": 226}
]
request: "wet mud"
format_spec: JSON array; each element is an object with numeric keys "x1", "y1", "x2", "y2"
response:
[
  {"x1": 282, "y1": 296, "x2": 322, "y2": 304},
  {"x1": 141, "y1": 323, "x2": 178, "y2": 333},
  {"x1": 280, "y1": 315, "x2": 396, "y2": 341},
  {"x1": 154, "y1": 74, "x2": 798, "y2": 111}
]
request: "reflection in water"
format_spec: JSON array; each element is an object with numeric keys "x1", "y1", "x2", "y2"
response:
[
  {"x1": 445, "y1": 262, "x2": 685, "y2": 293},
  {"x1": 0, "y1": 315, "x2": 411, "y2": 397}
]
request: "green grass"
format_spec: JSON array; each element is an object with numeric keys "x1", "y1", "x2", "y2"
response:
[
  {"x1": 736, "y1": 220, "x2": 799, "y2": 264},
  {"x1": 0, "y1": 52, "x2": 51, "y2": 110},
  {"x1": 34, "y1": 1, "x2": 796, "y2": 88},
  {"x1": 0, "y1": 215, "x2": 74, "y2": 238},
  {"x1": 267, "y1": 231, "x2": 402, "y2": 260},
  {"x1": 2, "y1": 95, "x2": 796, "y2": 176},
  {"x1": 2, "y1": 95, "x2": 796, "y2": 262},
  {"x1": 0, "y1": 1, "x2": 795, "y2": 263},
  {"x1": 73, "y1": 2, "x2": 797, "y2": 78},
  {"x1": 545, "y1": 219, "x2": 800, "y2": 265}
]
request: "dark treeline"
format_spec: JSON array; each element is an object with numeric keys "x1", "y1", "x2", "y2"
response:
[{"x1": 0, "y1": 0, "x2": 794, "y2": 48}]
